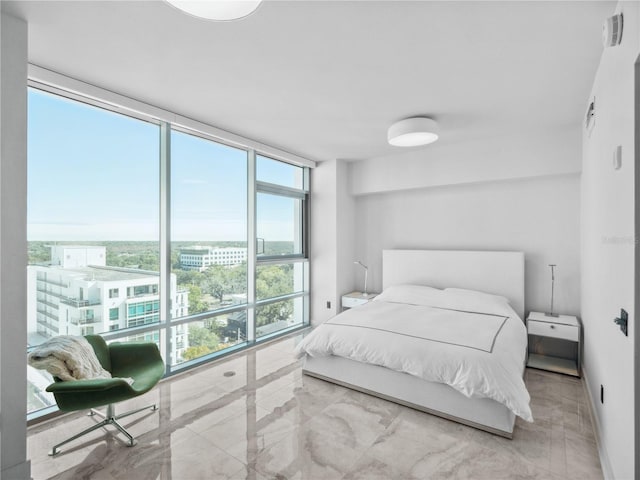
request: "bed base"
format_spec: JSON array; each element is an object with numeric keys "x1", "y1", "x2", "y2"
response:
[{"x1": 303, "y1": 355, "x2": 515, "y2": 439}]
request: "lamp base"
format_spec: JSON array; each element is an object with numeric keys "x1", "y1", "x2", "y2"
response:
[{"x1": 544, "y1": 312, "x2": 559, "y2": 318}]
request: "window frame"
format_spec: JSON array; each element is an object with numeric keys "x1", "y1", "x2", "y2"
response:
[
  {"x1": 255, "y1": 178, "x2": 309, "y2": 262},
  {"x1": 25, "y1": 75, "x2": 313, "y2": 422}
]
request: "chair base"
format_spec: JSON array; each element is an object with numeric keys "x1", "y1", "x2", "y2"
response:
[{"x1": 49, "y1": 403, "x2": 158, "y2": 456}]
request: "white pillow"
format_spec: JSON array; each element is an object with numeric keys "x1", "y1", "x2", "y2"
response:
[
  {"x1": 373, "y1": 284, "x2": 444, "y2": 306},
  {"x1": 374, "y1": 284, "x2": 515, "y2": 318},
  {"x1": 443, "y1": 288, "x2": 510, "y2": 305}
]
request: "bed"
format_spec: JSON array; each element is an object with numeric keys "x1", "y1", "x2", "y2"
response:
[{"x1": 296, "y1": 249, "x2": 531, "y2": 438}]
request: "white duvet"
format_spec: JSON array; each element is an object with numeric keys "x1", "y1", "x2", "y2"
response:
[{"x1": 295, "y1": 285, "x2": 533, "y2": 421}]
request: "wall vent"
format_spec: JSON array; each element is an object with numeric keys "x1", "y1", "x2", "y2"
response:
[{"x1": 603, "y1": 13, "x2": 623, "y2": 47}]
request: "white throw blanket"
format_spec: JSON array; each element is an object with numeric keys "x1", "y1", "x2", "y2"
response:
[{"x1": 28, "y1": 336, "x2": 112, "y2": 382}]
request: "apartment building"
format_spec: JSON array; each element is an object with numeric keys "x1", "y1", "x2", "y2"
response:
[{"x1": 27, "y1": 245, "x2": 189, "y2": 363}]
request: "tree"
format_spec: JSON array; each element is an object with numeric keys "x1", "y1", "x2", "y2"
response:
[
  {"x1": 255, "y1": 265, "x2": 294, "y2": 327},
  {"x1": 205, "y1": 316, "x2": 227, "y2": 339},
  {"x1": 137, "y1": 253, "x2": 158, "y2": 271},
  {"x1": 256, "y1": 264, "x2": 293, "y2": 299},
  {"x1": 227, "y1": 262, "x2": 247, "y2": 294},
  {"x1": 176, "y1": 269, "x2": 203, "y2": 286},
  {"x1": 28, "y1": 241, "x2": 52, "y2": 264},
  {"x1": 188, "y1": 325, "x2": 220, "y2": 350},
  {"x1": 202, "y1": 265, "x2": 228, "y2": 302},
  {"x1": 183, "y1": 345, "x2": 213, "y2": 361},
  {"x1": 186, "y1": 285, "x2": 207, "y2": 315}
]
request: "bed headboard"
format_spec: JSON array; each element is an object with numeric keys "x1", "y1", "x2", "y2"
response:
[{"x1": 382, "y1": 250, "x2": 525, "y2": 320}]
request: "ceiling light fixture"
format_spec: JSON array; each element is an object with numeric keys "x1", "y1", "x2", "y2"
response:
[
  {"x1": 165, "y1": 0, "x2": 263, "y2": 21},
  {"x1": 388, "y1": 117, "x2": 439, "y2": 147}
]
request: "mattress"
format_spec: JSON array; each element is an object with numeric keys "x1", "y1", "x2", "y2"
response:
[{"x1": 295, "y1": 284, "x2": 532, "y2": 421}]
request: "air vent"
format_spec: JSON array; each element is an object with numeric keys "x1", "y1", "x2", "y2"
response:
[{"x1": 603, "y1": 13, "x2": 623, "y2": 47}]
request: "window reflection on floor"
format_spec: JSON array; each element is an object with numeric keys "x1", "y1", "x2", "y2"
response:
[{"x1": 27, "y1": 333, "x2": 602, "y2": 480}]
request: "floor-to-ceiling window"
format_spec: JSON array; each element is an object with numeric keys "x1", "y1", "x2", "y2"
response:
[
  {"x1": 26, "y1": 84, "x2": 310, "y2": 419},
  {"x1": 26, "y1": 88, "x2": 161, "y2": 415},
  {"x1": 255, "y1": 155, "x2": 309, "y2": 338},
  {"x1": 170, "y1": 129, "x2": 248, "y2": 365}
]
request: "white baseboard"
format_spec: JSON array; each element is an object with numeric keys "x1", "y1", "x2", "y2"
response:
[{"x1": 581, "y1": 368, "x2": 614, "y2": 480}]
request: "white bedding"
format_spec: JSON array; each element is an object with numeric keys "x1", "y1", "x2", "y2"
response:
[{"x1": 295, "y1": 285, "x2": 532, "y2": 421}]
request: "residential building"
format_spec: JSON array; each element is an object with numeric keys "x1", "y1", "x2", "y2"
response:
[{"x1": 28, "y1": 245, "x2": 189, "y2": 364}]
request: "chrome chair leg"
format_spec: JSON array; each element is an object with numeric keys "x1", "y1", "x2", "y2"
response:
[
  {"x1": 49, "y1": 402, "x2": 158, "y2": 456},
  {"x1": 111, "y1": 419, "x2": 137, "y2": 447},
  {"x1": 88, "y1": 408, "x2": 106, "y2": 418},
  {"x1": 114, "y1": 403, "x2": 157, "y2": 421},
  {"x1": 49, "y1": 419, "x2": 110, "y2": 456}
]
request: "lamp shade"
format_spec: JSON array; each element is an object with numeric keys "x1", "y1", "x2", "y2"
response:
[
  {"x1": 388, "y1": 117, "x2": 439, "y2": 147},
  {"x1": 165, "y1": 0, "x2": 263, "y2": 21}
]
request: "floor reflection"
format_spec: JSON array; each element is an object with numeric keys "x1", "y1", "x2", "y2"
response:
[{"x1": 28, "y1": 333, "x2": 603, "y2": 480}]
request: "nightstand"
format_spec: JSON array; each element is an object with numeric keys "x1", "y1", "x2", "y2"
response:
[
  {"x1": 342, "y1": 291, "x2": 378, "y2": 310},
  {"x1": 526, "y1": 311, "x2": 581, "y2": 377}
]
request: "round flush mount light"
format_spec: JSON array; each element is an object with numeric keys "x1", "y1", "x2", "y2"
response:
[
  {"x1": 388, "y1": 117, "x2": 439, "y2": 147},
  {"x1": 165, "y1": 0, "x2": 263, "y2": 21}
]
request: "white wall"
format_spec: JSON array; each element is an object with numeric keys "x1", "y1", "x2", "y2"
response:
[
  {"x1": 351, "y1": 128, "x2": 581, "y2": 196},
  {"x1": 335, "y1": 160, "x2": 356, "y2": 305},
  {"x1": 581, "y1": 3, "x2": 638, "y2": 479},
  {"x1": 354, "y1": 174, "x2": 581, "y2": 316},
  {"x1": 0, "y1": 9, "x2": 30, "y2": 480},
  {"x1": 310, "y1": 159, "x2": 356, "y2": 325},
  {"x1": 346, "y1": 119, "x2": 583, "y2": 316},
  {"x1": 310, "y1": 159, "x2": 338, "y2": 324}
]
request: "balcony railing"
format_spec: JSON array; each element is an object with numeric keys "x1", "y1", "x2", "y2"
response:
[
  {"x1": 37, "y1": 278, "x2": 68, "y2": 288},
  {"x1": 126, "y1": 292, "x2": 159, "y2": 299},
  {"x1": 60, "y1": 297, "x2": 101, "y2": 308},
  {"x1": 36, "y1": 309, "x2": 59, "y2": 322},
  {"x1": 38, "y1": 299, "x2": 59, "y2": 310},
  {"x1": 37, "y1": 318, "x2": 58, "y2": 330},
  {"x1": 36, "y1": 286, "x2": 64, "y2": 299},
  {"x1": 69, "y1": 316, "x2": 101, "y2": 326}
]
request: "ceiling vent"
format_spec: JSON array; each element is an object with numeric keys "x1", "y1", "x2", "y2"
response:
[{"x1": 603, "y1": 13, "x2": 623, "y2": 47}]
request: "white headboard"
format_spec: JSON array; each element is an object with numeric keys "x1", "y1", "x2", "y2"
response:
[{"x1": 382, "y1": 250, "x2": 525, "y2": 319}]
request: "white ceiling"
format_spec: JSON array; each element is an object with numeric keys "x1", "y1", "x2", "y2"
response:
[{"x1": 4, "y1": 0, "x2": 615, "y2": 162}]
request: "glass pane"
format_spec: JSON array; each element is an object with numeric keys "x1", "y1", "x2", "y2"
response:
[
  {"x1": 257, "y1": 155, "x2": 303, "y2": 189},
  {"x1": 257, "y1": 193, "x2": 303, "y2": 256},
  {"x1": 171, "y1": 130, "x2": 248, "y2": 318},
  {"x1": 27, "y1": 366, "x2": 55, "y2": 413},
  {"x1": 171, "y1": 313, "x2": 248, "y2": 366},
  {"x1": 256, "y1": 262, "x2": 306, "y2": 301},
  {"x1": 26, "y1": 88, "x2": 161, "y2": 415},
  {"x1": 106, "y1": 329, "x2": 165, "y2": 362},
  {"x1": 256, "y1": 297, "x2": 305, "y2": 339}
]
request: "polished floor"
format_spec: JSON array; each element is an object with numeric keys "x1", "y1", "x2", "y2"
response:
[{"x1": 28, "y1": 334, "x2": 603, "y2": 479}]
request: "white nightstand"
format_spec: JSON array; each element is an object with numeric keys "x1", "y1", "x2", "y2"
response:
[
  {"x1": 342, "y1": 291, "x2": 378, "y2": 310},
  {"x1": 526, "y1": 311, "x2": 581, "y2": 377}
]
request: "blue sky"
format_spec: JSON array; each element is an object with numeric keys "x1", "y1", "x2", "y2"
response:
[{"x1": 28, "y1": 88, "x2": 299, "y2": 242}]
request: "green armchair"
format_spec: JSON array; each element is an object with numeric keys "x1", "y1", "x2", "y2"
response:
[{"x1": 46, "y1": 335, "x2": 165, "y2": 456}]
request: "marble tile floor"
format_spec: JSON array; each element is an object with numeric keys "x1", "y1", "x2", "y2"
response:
[{"x1": 28, "y1": 335, "x2": 603, "y2": 480}]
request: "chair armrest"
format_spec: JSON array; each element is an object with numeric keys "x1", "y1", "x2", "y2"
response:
[{"x1": 46, "y1": 377, "x2": 132, "y2": 394}]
